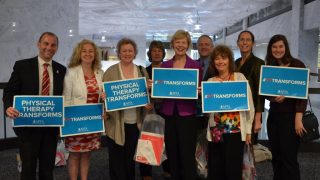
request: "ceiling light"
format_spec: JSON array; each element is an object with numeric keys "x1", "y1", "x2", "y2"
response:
[
  {"x1": 194, "y1": 24, "x2": 201, "y2": 30},
  {"x1": 68, "y1": 29, "x2": 74, "y2": 37},
  {"x1": 192, "y1": 11, "x2": 203, "y2": 35}
]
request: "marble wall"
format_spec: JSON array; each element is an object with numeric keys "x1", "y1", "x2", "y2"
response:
[
  {"x1": 0, "y1": 0, "x2": 80, "y2": 138},
  {"x1": 0, "y1": 0, "x2": 79, "y2": 82},
  {"x1": 0, "y1": 0, "x2": 148, "y2": 138}
]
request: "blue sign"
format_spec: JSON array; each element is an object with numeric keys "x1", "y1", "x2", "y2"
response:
[
  {"x1": 259, "y1": 65, "x2": 309, "y2": 99},
  {"x1": 60, "y1": 104, "x2": 104, "y2": 137},
  {"x1": 202, "y1": 81, "x2": 249, "y2": 113},
  {"x1": 152, "y1": 68, "x2": 199, "y2": 99},
  {"x1": 103, "y1": 77, "x2": 149, "y2": 111},
  {"x1": 13, "y1": 96, "x2": 64, "y2": 127}
]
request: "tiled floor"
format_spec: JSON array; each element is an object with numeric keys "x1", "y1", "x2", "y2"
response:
[{"x1": 0, "y1": 146, "x2": 319, "y2": 180}]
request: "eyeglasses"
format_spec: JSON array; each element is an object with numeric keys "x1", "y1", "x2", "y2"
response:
[{"x1": 238, "y1": 38, "x2": 252, "y2": 43}]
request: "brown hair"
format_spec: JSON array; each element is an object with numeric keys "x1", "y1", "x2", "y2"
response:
[
  {"x1": 68, "y1": 39, "x2": 101, "y2": 70},
  {"x1": 210, "y1": 45, "x2": 235, "y2": 75},
  {"x1": 237, "y1": 30, "x2": 255, "y2": 43},
  {"x1": 116, "y1": 38, "x2": 138, "y2": 59},
  {"x1": 265, "y1": 34, "x2": 293, "y2": 65},
  {"x1": 147, "y1": 40, "x2": 166, "y2": 62},
  {"x1": 38, "y1": 32, "x2": 59, "y2": 46}
]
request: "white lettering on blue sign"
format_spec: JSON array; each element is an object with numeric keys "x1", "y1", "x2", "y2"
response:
[
  {"x1": 155, "y1": 80, "x2": 195, "y2": 86},
  {"x1": 205, "y1": 93, "x2": 246, "y2": 99},
  {"x1": 19, "y1": 112, "x2": 62, "y2": 117},
  {"x1": 107, "y1": 92, "x2": 147, "y2": 102},
  {"x1": 69, "y1": 115, "x2": 102, "y2": 121},
  {"x1": 111, "y1": 82, "x2": 139, "y2": 90},
  {"x1": 263, "y1": 78, "x2": 306, "y2": 85},
  {"x1": 21, "y1": 100, "x2": 55, "y2": 106}
]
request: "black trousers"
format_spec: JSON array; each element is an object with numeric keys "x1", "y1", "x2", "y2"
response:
[
  {"x1": 207, "y1": 133, "x2": 244, "y2": 180},
  {"x1": 18, "y1": 127, "x2": 59, "y2": 180},
  {"x1": 162, "y1": 113, "x2": 198, "y2": 180},
  {"x1": 139, "y1": 159, "x2": 170, "y2": 177},
  {"x1": 107, "y1": 123, "x2": 139, "y2": 180},
  {"x1": 267, "y1": 112, "x2": 300, "y2": 180}
]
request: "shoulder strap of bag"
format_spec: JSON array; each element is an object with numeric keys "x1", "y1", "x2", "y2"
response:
[
  {"x1": 307, "y1": 96, "x2": 313, "y2": 112},
  {"x1": 138, "y1": 65, "x2": 146, "y2": 77}
]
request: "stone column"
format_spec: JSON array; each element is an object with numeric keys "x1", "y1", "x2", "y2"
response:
[{"x1": 290, "y1": 0, "x2": 304, "y2": 58}]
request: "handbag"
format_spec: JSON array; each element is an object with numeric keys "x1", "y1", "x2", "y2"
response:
[
  {"x1": 300, "y1": 97, "x2": 320, "y2": 143},
  {"x1": 242, "y1": 144, "x2": 256, "y2": 180},
  {"x1": 135, "y1": 112, "x2": 167, "y2": 166}
]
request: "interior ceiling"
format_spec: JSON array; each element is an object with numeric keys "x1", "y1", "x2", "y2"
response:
[{"x1": 79, "y1": 0, "x2": 276, "y2": 37}]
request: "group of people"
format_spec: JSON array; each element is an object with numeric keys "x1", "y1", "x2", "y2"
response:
[{"x1": 3, "y1": 29, "x2": 307, "y2": 180}]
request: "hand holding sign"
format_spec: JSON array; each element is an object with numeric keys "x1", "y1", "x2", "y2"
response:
[
  {"x1": 6, "y1": 107, "x2": 20, "y2": 119},
  {"x1": 152, "y1": 68, "x2": 199, "y2": 99},
  {"x1": 13, "y1": 96, "x2": 64, "y2": 127},
  {"x1": 259, "y1": 65, "x2": 309, "y2": 99},
  {"x1": 103, "y1": 77, "x2": 150, "y2": 111}
]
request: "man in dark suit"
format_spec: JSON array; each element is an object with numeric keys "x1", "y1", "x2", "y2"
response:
[
  {"x1": 196, "y1": 35, "x2": 214, "y2": 129},
  {"x1": 3, "y1": 32, "x2": 66, "y2": 180},
  {"x1": 197, "y1": 35, "x2": 214, "y2": 81}
]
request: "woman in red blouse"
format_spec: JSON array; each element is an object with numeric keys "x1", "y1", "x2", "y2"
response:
[{"x1": 63, "y1": 39, "x2": 104, "y2": 180}]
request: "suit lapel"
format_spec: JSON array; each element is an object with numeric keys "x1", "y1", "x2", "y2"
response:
[
  {"x1": 52, "y1": 61, "x2": 59, "y2": 95},
  {"x1": 31, "y1": 57, "x2": 40, "y2": 94}
]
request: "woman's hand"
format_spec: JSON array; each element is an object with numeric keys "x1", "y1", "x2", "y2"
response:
[
  {"x1": 253, "y1": 112, "x2": 262, "y2": 133},
  {"x1": 147, "y1": 79, "x2": 153, "y2": 90},
  {"x1": 102, "y1": 112, "x2": 109, "y2": 120},
  {"x1": 100, "y1": 92, "x2": 106, "y2": 101},
  {"x1": 197, "y1": 86, "x2": 202, "y2": 95},
  {"x1": 245, "y1": 134, "x2": 251, "y2": 145},
  {"x1": 295, "y1": 112, "x2": 306, "y2": 137},
  {"x1": 144, "y1": 103, "x2": 153, "y2": 111},
  {"x1": 274, "y1": 96, "x2": 285, "y2": 103},
  {"x1": 6, "y1": 107, "x2": 20, "y2": 119}
]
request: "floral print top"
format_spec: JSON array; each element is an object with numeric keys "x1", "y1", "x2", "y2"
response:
[{"x1": 214, "y1": 111, "x2": 241, "y2": 133}]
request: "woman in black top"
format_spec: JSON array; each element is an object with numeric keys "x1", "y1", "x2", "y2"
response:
[
  {"x1": 235, "y1": 30, "x2": 265, "y2": 144},
  {"x1": 265, "y1": 34, "x2": 307, "y2": 180},
  {"x1": 141, "y1": 40, "x2": 171, "y2": 179}
]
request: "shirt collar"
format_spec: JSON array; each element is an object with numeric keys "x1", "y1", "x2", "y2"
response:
[{"x1": 38, "y1": 56, "x2": 52, "y2": 66}]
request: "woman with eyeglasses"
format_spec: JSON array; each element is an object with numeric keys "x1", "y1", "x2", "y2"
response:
[{"x1": 235, "y1": 30, "x2": 265, "y2": 144}]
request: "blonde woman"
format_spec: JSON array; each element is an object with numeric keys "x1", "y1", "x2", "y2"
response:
[
  {"x1": 63, "y1": 39, "x2": 104, "y2": 180},
  {"x1": 159, "y1": 30, "x2": 201, "y2": 180}
]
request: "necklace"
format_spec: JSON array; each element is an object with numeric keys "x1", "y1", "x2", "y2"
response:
[{"x1": 218, "y1": 73, "x2": 231, "y2": 81}]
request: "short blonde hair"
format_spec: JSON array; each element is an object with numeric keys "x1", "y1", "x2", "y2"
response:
[
  {"x1": 68, "y1": 39, "x2": 101, "y2": 70},
  {"x1": 170, "y1": 30, "x2": 192, "y2": 49}
]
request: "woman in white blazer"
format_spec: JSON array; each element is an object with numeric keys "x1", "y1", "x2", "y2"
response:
[
  {"x1": 63, "y1": 39, "x2": 104, "y2": 180},
  {"x1": 206, "y1": 45, "x2": 255, "y2": 180}
]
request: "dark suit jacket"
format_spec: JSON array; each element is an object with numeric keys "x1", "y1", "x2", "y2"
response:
[{"x1": 3, "y1": 56, "x2": 66, "y2": 135}]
